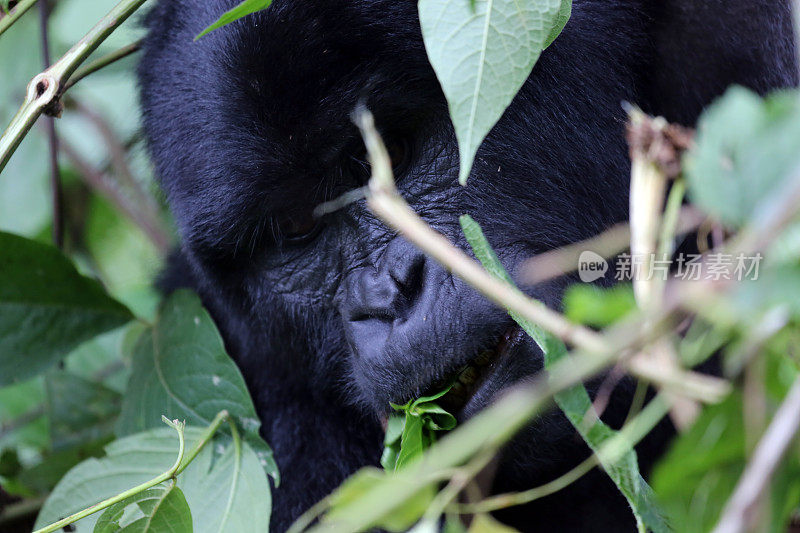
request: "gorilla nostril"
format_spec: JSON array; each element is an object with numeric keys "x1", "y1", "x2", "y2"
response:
[{"x1": 389, "y1": 253, "x2": 425, "y2": 305}]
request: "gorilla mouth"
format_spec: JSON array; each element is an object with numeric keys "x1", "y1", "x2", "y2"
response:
[{"x1": 434, "y1": 326, "x2": 526, "y2": 415}]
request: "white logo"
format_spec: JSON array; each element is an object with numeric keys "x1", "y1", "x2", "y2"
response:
[{"x1": 578, "y1": 251, "x2": 608, "y2": 283}]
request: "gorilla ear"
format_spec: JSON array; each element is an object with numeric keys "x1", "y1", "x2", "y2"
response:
[{"x1": 641, "y1": 0, "x2": 798, "y2": 125}]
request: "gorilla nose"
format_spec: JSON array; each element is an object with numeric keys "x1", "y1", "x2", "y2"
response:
[{"x1": 341, "y1": 240, "x2": 426, "y2": 324}]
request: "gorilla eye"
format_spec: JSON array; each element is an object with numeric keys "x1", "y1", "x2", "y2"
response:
[
  {"x1": 276, "y1": 210, "x2": 321, "y2": 244},
  {"x1": 348, "y1": 137, "x2": 412, "y2": 184},
  {"x1": 386, "y1": 138, "x2": 411, "y2": 175}
]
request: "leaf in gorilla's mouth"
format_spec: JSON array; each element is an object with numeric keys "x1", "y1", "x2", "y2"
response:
[{"x1": 380, "y1": 327, "x2": 524, "y2": 471}]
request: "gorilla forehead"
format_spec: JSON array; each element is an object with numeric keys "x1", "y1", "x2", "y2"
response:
[{"x1": 140, "y1": 0, "x2": 443, "y2": 257}]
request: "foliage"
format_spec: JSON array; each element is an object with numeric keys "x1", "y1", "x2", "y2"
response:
[{"x1": 382, "y1": 387, "x2": 458, "y2": 472}]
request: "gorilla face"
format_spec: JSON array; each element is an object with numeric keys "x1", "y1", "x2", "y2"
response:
[
  {"x1": 140, "y1": 0, "x2": 796, "y2": 530},
  {"x1": 142, "y1": 0, "x2": 633, "y2": 412}
]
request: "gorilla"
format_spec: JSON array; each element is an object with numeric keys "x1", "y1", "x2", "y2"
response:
[{"x1": 138, "y1": 1, "x2": 797, "y2": 531}]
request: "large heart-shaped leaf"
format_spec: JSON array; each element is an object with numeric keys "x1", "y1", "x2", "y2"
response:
[
  {"x1": 116, "y1": 290, "x2": 278, "y2": 483},
  {"x1": 418, "y1": 0, "x2": 566, "y2": 184},
  {"x1": 0, "y1": 232, "x2": 133, "y2": 385},
  {"x1": 35, "y1": 426, "x2": 271, "y2": 533}
]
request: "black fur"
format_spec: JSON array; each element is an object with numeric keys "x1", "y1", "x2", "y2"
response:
[{"x1": 139, "y1": 1, "x2": 797, "y2": 531}]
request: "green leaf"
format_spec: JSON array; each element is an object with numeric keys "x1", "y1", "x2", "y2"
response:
[
  {"x1": 196, "y1": 0, "x2": 272, "y2": 39},
  {"x1": 94, "y1": 483, "x2": 192, "y2": 533},
  {"x1": 35, "y1": 426, "x2": 271, "y2": 533},
  {"x1": 0, "y1": 232, "x2": 133, "y2": 385},
  {"x1": 381, "y1": 416, "x2": 404, "y2": 471},
  {"x1": 468, "y1": 514, "x2": 521, "y2": 532},
  {"x1": 418, "y1": 0, "x2": 565, "y2": 184},
  {"x1": 563, "y1": 283, "x2": 636, "y2": 328},
  {"x1": 460, "y1": 214, "x2": 668, "y2": 533},
  {"x1": 45, "y1": 371, "x2": 121, "y2": 452},
  {"x1": 326, "y1": 468, "x2": 437, "y2": 532},
  {"x1": 384, "y1": 384, "x2": 457, "y2": 471},
  {"x1": 116, "y1": 290, "x2": 279, "y2": 484},
  {"x1": 685, "y1": 87, "x2": 800, "y2": 227},
  {"x1": 543, "y1": 0, "x2": 572, "y2": 49}
]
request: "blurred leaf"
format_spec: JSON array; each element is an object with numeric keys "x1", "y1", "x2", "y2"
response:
[
  {"x1": 381, "y1": 416, "x2": 404, "y2": 471},
  {"x1": 116, "y1": 290, "x2": 278, "y2": 484},
  {"x1": 0, "y1": 232, "x2": 133, "y2": 385},
  {"x1": 196, "y1": 0, "x2": 272, "y2": 39},
  {"x1": 35, "y1": 426, "x2": 271, "y2": 533},
  {"x1": 83, "y1": 195, "x2": 161, "y2": 321},
  {"x1": 652, "y1": 390, "x2": 800, "y2": 533},
  {"x1": 468, "y1": 514, "x2": 521, "y2": 532},
  {"x1": 0, "y1": 379, "x2": 47, "y2": 452},
  {"x1": 16, "y1": 439, "x2": 109, "y2": 495},
  {"x1": 94, "y1": 483, "x2": 192, "y2": 533},
  {"x1": 685, "y1": 87, "x2": 800, "y2": 227},
  {"x1": 563, "y1": 284, "x2": 636, "y2": 328},
  {"x1": 460, "y1": 214, "x2": 668, "y2": 533},
  {"x1": 326, "y1": 468, "x2": 436, "y2": 532},
  {"x1": 418, "y1": 0, "x2": 565, "y2": 184},
  {"x1": 45, "y1": 371, "x2": 121, "y2": 452}
]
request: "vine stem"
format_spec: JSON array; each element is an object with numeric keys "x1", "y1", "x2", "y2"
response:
[
  {"x1": 33, "y1": 417, "x2": 187, "y2": 533},
  {"x1": 0, "y1": 0, "x2": 37, "y2": 36},
  {"x1": 0, "y1": 0, "x2": 151, "y2": 173},
  {"x1": 64, "y1": 39, "x2": 143, "y2": 91}
]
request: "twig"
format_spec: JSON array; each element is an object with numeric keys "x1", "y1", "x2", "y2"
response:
[
  {"x1": 452, "y1": 455, "x2": 599, "y2": 514},
  {"x1": 0, "y1": 496, "x2": 47, "y2": 527},
  {"x1": 39, "y1": 0, "x2": 63, "y2": 248},
  {"x1": 0, "y1": 0, "x2": 151, "y2": 173},
  {"x1": 713, "y1": 377, "x2": 800, "y2": 533},
  {"x1": 71, "y1": 98, "x2": 169, "y2": 246},
  {"x1": 64, "y1": 39, "x2": 143, "y2": 91},
  {"x1": 0, "y1": 406, "x2": 45, "y2": 441},
  {"x1": 60, "y1": 137, "x2": 170, "y2": 252},
  {"x1": 0, "y1": 0, "x2": 36, "y2": 37}
]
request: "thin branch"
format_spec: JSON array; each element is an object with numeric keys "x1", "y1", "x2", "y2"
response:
[
  {"x1": 64, "y1": 39, "x2": 143, "y2": 91},
  {"x1": 60, "y1": 137, "x2": 170, "y2": 252},
  {"x1": 0, "y1": 0, "x2": 151, "y2": 173},
  {"x1": 713, "y1": 377, "x2": 800, "y2": 533},
  {"x1": 39, "y1": 0, "x2": 63, "y2": 249},
  {"x1": 71, "y1": 98, "x2": 168, "y2": 244},
  {"x1": 0, "y1": 0, "x2": 37, "y2": 37}
]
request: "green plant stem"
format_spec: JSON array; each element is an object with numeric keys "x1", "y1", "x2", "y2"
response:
[
  {"x1": 0, "y1": 0, "x2": 150, "y2": 173},
  {"x1": 64, "y1": 39, "x2": 143, "y2": 91},
  {"x1": 453, "y1": 455, "x2": 599, "y2": 514},
  {"x1": 0, "y1": 0, "x2": 37, "y2": 36},
  {"x1": 33, "y1": 417, "x2": 187, "y2": 533},
  {"x1": 176, "y1": 409, "x2": 230, "y2": 475}
]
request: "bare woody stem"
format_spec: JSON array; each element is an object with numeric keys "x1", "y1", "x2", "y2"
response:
[
  {"x1": 0, "y1": 0, "x2": 151, "y2": 173},
  {"x1": 64, "y1": 39, "x2": 143, "y2": 91}
]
